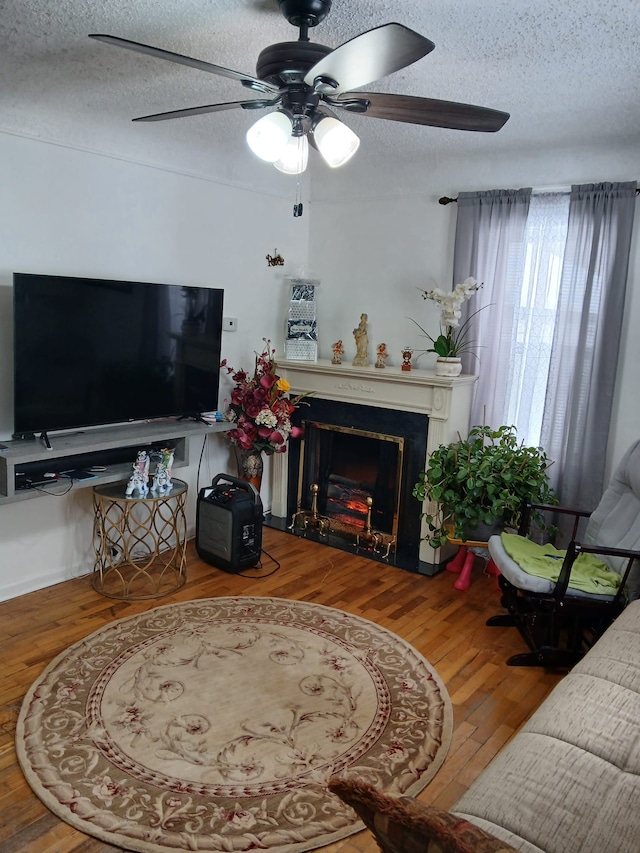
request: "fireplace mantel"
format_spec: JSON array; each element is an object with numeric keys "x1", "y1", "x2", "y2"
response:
[
  {"x1": 275, "y1": 359, "x2": 477, "y2": 416},
  {"x1": 271, "y1": 359, "x2": 478, "y2": 571}
]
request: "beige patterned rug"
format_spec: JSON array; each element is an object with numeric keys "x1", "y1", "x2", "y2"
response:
[{"x1": 16, "y1": 596, "x2": 452, "y2": 853}]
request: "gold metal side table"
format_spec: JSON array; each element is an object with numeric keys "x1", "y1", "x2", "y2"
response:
[{"x1": 92, "y1": 479, "x2": 188, "y2": 600}]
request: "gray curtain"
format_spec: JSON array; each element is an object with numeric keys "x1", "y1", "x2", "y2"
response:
[
  {"x1": 540, "y1": 181, "x2": 637, "y2": 510},
  {"x1": 452, "y1": 181, "x2": 636, "y2": 515},
  {"x1": 452, "y1": 188, "x2": 532, "y2": 428}
]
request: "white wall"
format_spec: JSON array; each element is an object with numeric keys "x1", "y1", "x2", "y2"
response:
[
  {"x1": 306, "y1": 142, "x2": 640, "y2": 480},
  {"x1": 0, "y1": 131, "x2": 309, "y2": 600},
  {"x1": 1, "y1": 130, "x2": 638, "y2": 600}
]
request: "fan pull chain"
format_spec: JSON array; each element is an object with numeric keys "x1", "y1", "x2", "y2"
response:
[{"x1": 293, "y1": 139, "x2": 304, "y2": 217}]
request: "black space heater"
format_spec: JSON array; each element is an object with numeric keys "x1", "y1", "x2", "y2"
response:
[{"x1": 196, "y1": 473, "x2": 263, "y2": 572}]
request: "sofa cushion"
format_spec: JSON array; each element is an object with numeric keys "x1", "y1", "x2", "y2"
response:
[
  {"x1": 488, "y1": 533, "x2": 620, "y2": 598},
  {"x1": 328, "y1": 776, "x2": 518, "y2": 853},
  {"x1": 488, "y1": 532, "x2": 556, "y2": 594},
  {"x1": 452, "y1": 600, "x2": 640, "y2": 853}
]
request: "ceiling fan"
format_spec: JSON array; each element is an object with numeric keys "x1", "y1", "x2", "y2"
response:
[{"x1": 89, "y1": 0, "x2": 509, "y2": 175}]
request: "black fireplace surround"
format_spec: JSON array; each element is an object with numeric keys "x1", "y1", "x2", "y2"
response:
[{"x1": 274, "y1": 397, "x2": 429, "y2": 572}]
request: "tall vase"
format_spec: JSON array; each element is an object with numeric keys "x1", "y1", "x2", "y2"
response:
[{"x1": 235, "y1": 447, "x2": 263, "y2": 492}]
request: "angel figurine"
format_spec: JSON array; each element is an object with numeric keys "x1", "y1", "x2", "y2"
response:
[
  {"x1": 375, "y1": 342, "x2": 389, "y2": 368},
  {"x1": 331, "y1": 340, "x2": 346, "y2": 364}
]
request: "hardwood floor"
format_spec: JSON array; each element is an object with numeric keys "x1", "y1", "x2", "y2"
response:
[{"x1": 0, "y1": 528, "x2": 564, "y2": 852}]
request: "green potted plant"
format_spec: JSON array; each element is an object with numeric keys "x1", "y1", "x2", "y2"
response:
[{"x1": 413, "y1": 424, "x2": 557, "y2": 548}]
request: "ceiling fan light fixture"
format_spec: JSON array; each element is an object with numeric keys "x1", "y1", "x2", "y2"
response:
[
  {"x1": 93, "y1": 11, "x2": 511, "y2": 174},
  {"x1": 273, "y1": 134, "x2": 309, "y2": 174},
  {"x1": 246, "y1": 111, "x2": 293, "y2": 162},
  {"x1": 313, "y1": 115, "x2": 360, "y2": 167}
]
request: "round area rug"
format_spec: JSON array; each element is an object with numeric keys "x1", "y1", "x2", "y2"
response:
[{"x1": 17, "y1": 596, "x2": 452, "y2": 853}]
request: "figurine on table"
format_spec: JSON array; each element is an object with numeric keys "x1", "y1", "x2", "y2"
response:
[
  {"x1": 126, "y1": 450, "x2": 150, "y2": 497},
  {"x1": 375, "y1": 342, "x2": 389, "y2": 368},
  {"x1": 331, "y1": 340, "x2": 346, "y2": 364},
  {"x1": 401, "y1": 347, "x2": 413, "y2": 372},
  {"x1": 151, "y1": 447, "x2": 174, "y2": 495}
]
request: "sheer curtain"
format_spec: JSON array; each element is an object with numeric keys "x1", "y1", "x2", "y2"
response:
[
  {"x1": 503, "y1": 193, "x2": 570, "y2": 441},
  {"x1": 453, "y1": 181, "x2": 636, "y2": 509}
]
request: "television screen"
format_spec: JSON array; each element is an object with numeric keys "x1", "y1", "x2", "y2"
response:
[{"x1": 13, "y1": 273, "x2": 224, "y2": 438}]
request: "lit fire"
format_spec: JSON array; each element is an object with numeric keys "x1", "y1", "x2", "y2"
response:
[
  {"x1": 343, "y1": 498, "x2": 369, "y2": 513},
  {"x1": 326, "y1": 496, "x2": 369, "y2": 530},
  {"x1": 331, "y1": 513, "x2": 366, "y2": 530}
]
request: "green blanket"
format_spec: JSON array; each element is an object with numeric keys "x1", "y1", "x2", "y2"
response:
[{"x1": 501, "y1": 533, "x2": 620, "y2": 594}]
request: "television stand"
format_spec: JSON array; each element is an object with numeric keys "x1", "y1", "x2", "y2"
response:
[
  {"x1": 178, "y1": 413, "x2": 208, "y2": 423},
  {"x1": 0, "y1": 420, "x2": 233, "y2": 506},
  {"x1": 40, "y1": 432, "x2": 53, "y2": 450}
]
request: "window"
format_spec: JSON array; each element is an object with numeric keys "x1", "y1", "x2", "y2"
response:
[
  {"x1": 456, "y1": 181, "x2": 636, "y2": 506},
  {"x1": 504, "y1": 193, "x2": 569, "y2": 445}
]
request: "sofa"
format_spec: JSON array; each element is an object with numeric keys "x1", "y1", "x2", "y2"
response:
[{"x1": 330, "y1": 598, "x2": 640, "y2": 853}]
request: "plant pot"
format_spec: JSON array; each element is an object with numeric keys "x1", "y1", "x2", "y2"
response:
[
  {"x1": 460, "y1": 518, "x2": 504, "y2": 542},
  {"x1": 235, "y1": 447, "x2": 263, "y2": 492},
  {"x1": 435, "y1": 357, "x2": 462, "y2": 377}
]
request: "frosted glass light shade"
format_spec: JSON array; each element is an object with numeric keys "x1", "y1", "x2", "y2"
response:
[
  {"x1": 273, "y1": 134, "x2": 309, "y2": 174},
  {"x1": 313, "y1": 116, "x2": 360, "y2": 167},
  {"x1": 246, "y1": 112, "x2": 292, "y2": 162}
]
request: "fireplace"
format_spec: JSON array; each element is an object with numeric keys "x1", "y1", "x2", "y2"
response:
[
  {"x1": 302, "y1": 422, "x2": 403, "y2": 538},
  {"x1": 284, "y1": 398, "x2": 427, "y2": 569},
  {"x1": 269, "y1": 360, "x2": 476, "y2": 574}
]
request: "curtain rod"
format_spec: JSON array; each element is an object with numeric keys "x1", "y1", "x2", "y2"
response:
[{"x1": 439, "y1": 186, "x2": 640, "y2": 205}]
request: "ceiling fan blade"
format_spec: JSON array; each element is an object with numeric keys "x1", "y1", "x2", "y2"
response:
[
  {"x1": 89, "y1": 34, "x2": 282, "y2": 95},
  {"x1": 132, "y1": 98, "x2": 280, "y2": 123},
  {"x1": 332, "y1": 92, "x2": 510, "y2": 132},
  {"x1": 304, "y1": 23, "x2": 434, "y2": 94}
]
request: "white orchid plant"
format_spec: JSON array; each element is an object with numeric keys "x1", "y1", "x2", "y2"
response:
[{"x1": 413, "y1": 277, "x2": 484, "y2": 358}]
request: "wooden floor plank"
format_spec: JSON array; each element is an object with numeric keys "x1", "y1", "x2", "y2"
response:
[{"x1": 0, "y1": 529, "x2": 564, "y2": 852}]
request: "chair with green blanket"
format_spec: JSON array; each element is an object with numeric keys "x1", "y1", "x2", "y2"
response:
[{"x1": 486, "y1": 439, "x2": 640, "y2": 667}]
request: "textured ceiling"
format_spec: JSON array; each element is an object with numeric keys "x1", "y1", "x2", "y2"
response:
[{"x1": 2, "y1": 0, "x2": 639, "y2": 189}]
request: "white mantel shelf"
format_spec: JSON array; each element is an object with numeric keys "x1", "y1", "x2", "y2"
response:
[
  {"x1": 276, "y1": 359, "x2": 477, "y2": 416},
  {"x1": 272, "y1": 359, "x2": 478, "y2": 571}
]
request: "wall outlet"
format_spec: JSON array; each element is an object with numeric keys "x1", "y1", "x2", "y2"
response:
[{"x1": 223, "y1": 317, "x2": 238, "y2": 332}]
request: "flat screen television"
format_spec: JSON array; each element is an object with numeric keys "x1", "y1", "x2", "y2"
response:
[{"x1": 13, "y1": 273, "x2": 224, "y2": 438}]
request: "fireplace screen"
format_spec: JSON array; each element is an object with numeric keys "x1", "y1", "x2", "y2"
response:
[{"x1": 291, "y1": 421, "x2": 403, "y2": 557}]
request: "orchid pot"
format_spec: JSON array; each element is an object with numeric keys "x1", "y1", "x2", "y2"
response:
[
  {"x1": 434, "y1": 357, "x2": 462, "y2": 377},
  {"x1": 411, "y1": 277, "x2": 488, "y2": 372}
]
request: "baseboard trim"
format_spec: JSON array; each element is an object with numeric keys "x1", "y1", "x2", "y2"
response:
[
  {"x1": 0, "y1": 530, "x2": 200, "y2": 602},
  {"x1": 0, "y1": 566, "x2": 90, "y2": 602}
]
